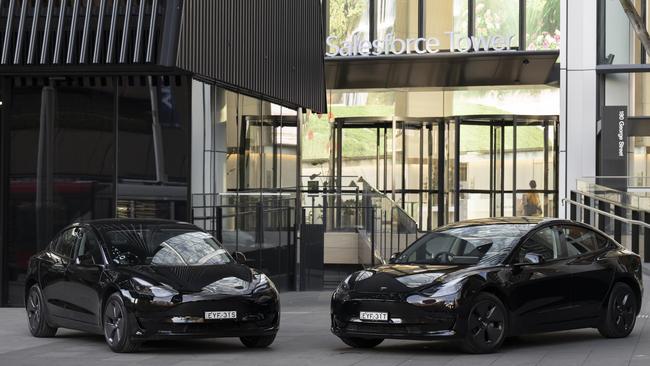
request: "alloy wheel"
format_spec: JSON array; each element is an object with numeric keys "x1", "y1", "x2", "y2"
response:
[
  {"x1": 468, "y1": 300, "x2": 505, "y2": 346},
  {"x1": 613, "y1": 292, "x2": 636, "y2": 332},
  {"x1": 104, "y1": 300, "x2": 125, "y2": 346},
  {"x1": 26, "y1": 288, "x2": 41, "y2": 331}
]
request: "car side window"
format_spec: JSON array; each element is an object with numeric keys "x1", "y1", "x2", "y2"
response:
[
  {"x1": 54, "y1": 228, "x2": 80, "y2": 259},
  {"x1": 515, "y1": 227, "x2": 561, "y2": 263},
  {"x1": 75, "y1": 228, "x2": 104, "y2": 265},
  {"x1": 562, "y1": 225, "x2": 607, "y2": 256}
]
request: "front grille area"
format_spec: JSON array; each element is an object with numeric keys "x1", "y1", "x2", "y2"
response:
[
  {"x1": 350, "y1": 292, "x2": 406, "y2": 301},
  {"x1": 154, "y1": 316, "x2": 277, "y2": 335},
  {"x1": 134, "y1": 294, "x2": 279, "y2": 337},
  {"x1": 137, "y1": 311, "x2": 279, "y2": 336},
  {"x1": 343, "y1": 321, "x2": 455, "y2": 335}
]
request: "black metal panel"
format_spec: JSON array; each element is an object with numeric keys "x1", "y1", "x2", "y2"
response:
[
  {"x1": 0, "y1": 0, "x2": 166, "y2": 66},
  {"x1": 629, "y1": 116, "x2": 650, "y2": 136},
  {"x1": 175, "y1": 0, "x2": 327, "y2": 113},
  {"x1": 0, "y1": 0, "x2": 326, "y2": 112},
  {"x1": 325, "y1": 50, "x2": 560, "y2": 89}
]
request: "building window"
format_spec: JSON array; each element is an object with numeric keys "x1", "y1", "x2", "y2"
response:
[
  {"x1": 328, "y1": 0, "x2": 371, "y2": 54},
  {"x1": 525, "y1": 0, "x2": 561, "y2": 50},
  {"x1": 424, "y1": 0, "x2": 468, "y2": 50},
  {"x1": 376, "y1": 0, "x2": 419, "y2": 41},
  {"x1": 474, "y1": 0, "x2": 520, "y2": 48}
]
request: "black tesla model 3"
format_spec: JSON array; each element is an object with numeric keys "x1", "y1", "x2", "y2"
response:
[
  {"x1": 331, "y1": 218, "x2": 643, "y2": 353},
  {"x1": 25, "y1": 219, "x2": 280, "y2": 352}
]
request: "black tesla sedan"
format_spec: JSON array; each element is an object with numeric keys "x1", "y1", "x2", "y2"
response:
[
  {"x1": 331, "y1": 218, "x2": 643, "y2": 353},
  {"x1": 25, "y1": 219, "x2": 280, "y2": 353}
]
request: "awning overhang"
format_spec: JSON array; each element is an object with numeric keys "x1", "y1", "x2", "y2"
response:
[{"x1": 325, "y1": 50, "x2": 560, "y2": 90}]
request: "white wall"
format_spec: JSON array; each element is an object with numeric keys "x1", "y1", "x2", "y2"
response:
[{"x1": 559, "y1": 0, "x2": 598, "y2": 217}]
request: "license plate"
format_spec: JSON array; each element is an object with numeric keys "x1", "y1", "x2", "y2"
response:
[
  {"x1": 359, "y1": 311, "x2": 389, "y2": 321},
  {"x1": 204, "y1": 311, "x2": 237, "y2": 320}
]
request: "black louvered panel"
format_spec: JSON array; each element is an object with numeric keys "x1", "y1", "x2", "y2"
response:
[
  {"x1": 2, "y1": 0, "x2": 16, "y2": 64},
  {"x1": 40, "y1": 0, "x2": 54, "y2": 63},
  {"x1": 175, "y1": 0, "x2": 327, "y2": 113},
  {"x1": 26, "y1": 0, "x2": 41, "y2": 63},
  {"x1": 0, "y1": 0, "x2": 164, "y2": 65}
]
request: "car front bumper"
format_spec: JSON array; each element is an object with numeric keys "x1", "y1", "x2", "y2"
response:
[
  {"x1": 124, "y1": 290, "x2": 280, "y2": 340},
  {"x1": 331, "y1": 291, "x2": 464, "y2": 341}
]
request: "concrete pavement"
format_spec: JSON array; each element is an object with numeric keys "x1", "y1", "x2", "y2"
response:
[{"x1": 1, "y1": 277, "x2": 650, "y2": 366}]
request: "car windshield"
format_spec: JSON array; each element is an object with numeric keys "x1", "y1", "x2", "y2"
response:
[
  {"x1": 394, "y1": 224, "x2": 535, "y2": 266},
  {"x1": 96, "y1": 223, "x2": 233, "y2": 266}
]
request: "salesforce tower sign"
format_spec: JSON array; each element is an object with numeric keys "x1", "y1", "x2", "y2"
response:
[{"x1": 326, "y1": 31, "x2": 516, "y2": 57}]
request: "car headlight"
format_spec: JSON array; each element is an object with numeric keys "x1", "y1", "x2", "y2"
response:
[
  {"x1": 337, "y1": 274, "x2": 353, "y2": 292},
  {"x1": 252, "y1": 273, "x2": 276, "y2": 293},
  {"x1": 131, "y1": 277, "x2": 178, "y2": 298},
  {"x1": 421, "y1": 277, "x2": 465, "y2": 298}
]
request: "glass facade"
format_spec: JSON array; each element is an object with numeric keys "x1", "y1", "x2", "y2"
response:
[
  {"x1": 315, "y1": 115, "x2": 558, "y2": 231},
  {"x1": 597, "y1": 0, "x2": 650, "y2": 182},
  {"x1": 304, "y1": 85, "x2": 561, "y2": 231},
  {"x1": 325, "y1": 0, "x2": 561, "y2": 53},
  {"x1": 2, "y1": 76, "x2": 190, "y2": 306},
  {"x1": 192, "y1": 87, "x2": 298, "y2": 291},
  {"x1": 475, "y1": 0, "x2": 520, "y2": 48}
]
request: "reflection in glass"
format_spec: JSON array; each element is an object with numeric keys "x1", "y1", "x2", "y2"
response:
[
  {"x1": 425, "y1": 0, "x2": 468, "y2": 49},
  {"x1": 404, "y1": 126, "x2": 421, "y2": 190},
  {"x1": 475, "y1": 0, "x2": 519, "y2": 48},
  {"x1": 460, "y1": 193, "x2": 491, "y2": 220},
  {"x1": 100, "y1": 226, "x2": 232, "y2": 267},
  {"x1": 395, "y1": 224, "x2": 534, "y2": 265},
  {"x1": 328, "y1": 0, "x2": 370, "y2": 54},
  {"x1": 377, "y1": 0, "x2": 419, "y2": 41},
  {"x1": 525, "y1": 0, "x2": 560, "y2": 50},
  {"x1": 459, "y1": 124, "x2": 491, "y2": 190}
]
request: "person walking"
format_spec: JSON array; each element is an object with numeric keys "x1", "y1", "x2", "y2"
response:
[{"x1": 522, "y1": 180, "x2": 542, "y2": 216}]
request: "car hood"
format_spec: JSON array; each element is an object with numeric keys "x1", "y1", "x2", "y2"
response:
[
  {"x1": 117, "y1": 263, "x2": 258, "y2": 294},
  {"x1": 348, "y1": 264, "x2": 467, "y2": 293}
]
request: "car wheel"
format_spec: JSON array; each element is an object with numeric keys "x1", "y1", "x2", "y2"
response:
[
  {"x1": 598, "y1": 282, "x2": 638, "y2": 338},
  {"x1": 461, "y1": 293, "x2": 508, "y2": 354},
  {"x1": 103, "y1": 293, "x2": 140, "y2": 353},
  {"x1": 240, "y1": 334, "x2": 277, "y2": 348},
  {"x1": 26, "y1": 284, "x2": 57, "y2": 338},
  {"x1": 339, "y1": 336, "x2": 384, "y2": 348}
]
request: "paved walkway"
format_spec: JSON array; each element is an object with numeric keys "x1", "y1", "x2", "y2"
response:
[{"x1": 1, "y1": 275, "x2": 650, "y2": 366}]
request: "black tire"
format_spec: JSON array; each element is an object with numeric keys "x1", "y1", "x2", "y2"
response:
[
  {"x1": 240, "y1": 334, "x2": 277, "y2": 348},
  {"x1": 598, "y1": 282, "x2": 638, "y2": 338},
  {"x1": 339, "y1": 336, "x2": 384, "y2": 348},
  {"x1": 461, "y1": 293, "x2": 508, "y2": 354},
  {"x1": 103, "y1": 293, "x2": 140, "y2": 353},
  {"x1": 26, "y1": 284, "x2": 58, "y2": 338}
]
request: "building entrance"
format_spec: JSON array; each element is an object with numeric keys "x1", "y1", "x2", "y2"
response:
[{"x1": 330, "y1": 115, "x2": 559, "y2": 230}]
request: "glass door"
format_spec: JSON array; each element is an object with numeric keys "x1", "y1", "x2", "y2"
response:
[
  {"x1": 491, "y1": 123, "x2": 504, "y2": 217},
  {"x1": 458, "y1": 118, "x2": 515, "y2": 220}
]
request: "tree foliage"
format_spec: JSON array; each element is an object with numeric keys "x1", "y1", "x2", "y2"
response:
[{"x1": 328, "y1": 0, "x2": 368, "y2": 40}]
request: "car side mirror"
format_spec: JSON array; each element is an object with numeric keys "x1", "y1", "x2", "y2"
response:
[
  {"x1": 388, "y1": 252, "x2": 400, "y2": 264},
  {"x1": 75, "y1": 253, "x2": 94, "y2": 266},
  {"x1": 523, "y1": 252, "x2": 544, "y2": 265},
  {"x1": 232, "y1": 251, "x2": 248, "y2": 264}
]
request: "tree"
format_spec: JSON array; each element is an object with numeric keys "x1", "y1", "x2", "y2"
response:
[{"x1": 328, "y1": 0, "x2": 368, "y2": 41}]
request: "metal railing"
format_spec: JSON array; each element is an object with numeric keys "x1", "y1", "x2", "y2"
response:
[
  {"x1": 300, "y1": 179, "x2": 421, "y2": 266},
  {"x1": 567, "y1": 180, "x2": 650, "y2": 263},
  {"x1": 192, "y1": 192, "x2": 296, "y2": 283}
]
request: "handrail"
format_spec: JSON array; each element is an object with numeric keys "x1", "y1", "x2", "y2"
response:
[
  {"x1": 573, "y1": 189, "x2": 650, "y2": 214},
  {"x1": 358, "y1": 177, "x2": 418, "y2": 227},
  {"x1": 562, "y1": 198, "x2": 650, "y2": 230}
]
